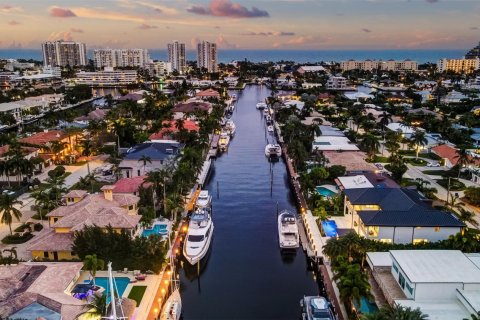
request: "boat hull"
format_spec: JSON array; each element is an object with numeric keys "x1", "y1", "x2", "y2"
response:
[
  {"x1": 183, "y1": 224, "x2": 214, "y2": 265},
  {"x1": 160, "y1": 288, "x2": 182, "y2": 320},
  {"x1": 278, "y1": 212, "x2": 300, "y2": 249}
]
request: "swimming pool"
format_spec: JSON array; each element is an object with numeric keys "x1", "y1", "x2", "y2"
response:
[
  {"x1": 353, "y1": 296, "x2": 379, "y2": 314},
  {"x1": 92, "y1": 277, "x2": 130, "y2": 303},
  {"x1": 9, "y1": 302, "x2": 61, "y2": 320},
  {"x1": 315, "y1": 186, "x2": 337, "y2": 197},
  {"x1": 321, "y1": 220, "x2": 338, "y2": 237},
  {"x1": 142, "y1": 223, "x2": 168, "y2": 237}
]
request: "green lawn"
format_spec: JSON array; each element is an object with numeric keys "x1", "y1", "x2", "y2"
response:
[
  {"x1": 422, "y1": 170, "x2": 448, "y2": 176},
  {"x1": 128, "y1": 286, "x2": 147, "y2": 306},
  {"x1": 370, "y1": 155, "x2": 389, "y2": 163},
  {"x1": 435, "y1": 178, "x2": 466, "y2": 191},
  {"x1": 405, "y1": 158, "x2": 428, "y2": 166}
]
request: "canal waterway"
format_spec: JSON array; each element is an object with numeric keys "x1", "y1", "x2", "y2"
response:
[{"x1": 179, "y1": 84, "x2": 319, "y2": 319}]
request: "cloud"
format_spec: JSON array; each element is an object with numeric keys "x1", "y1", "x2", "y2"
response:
[
  {"x1": 362, "y1": 28, "x2": 372, "y2": 33},
  {"x1": 8, "y1": 20, "x2": 20, "y2": 26},
  {"x1": 49, "y1": 6, "x2": 76, "y2": 18},
  {"x1": 138, "y1": 23, "x2": 158, "y2": 30},
  {"x1": 72, "y1": 7, "x2": 144, "y2": 23},
  {"x1": 0, "y1": 5, "x2": 22, "y2": 13},
  {"x1": 136, "y1": 1, "x2": 178, "y2": 15},
  {"x1": 470, "y1": 26, "x2": 479, "y2": 30},
  {"x1": 48, "y1": 31, "x2": 73, "y2": 41},
  {"x1": 70, "y1": 28, "x2": 84, "y2": 33},
  {"x1": 187, "y1": 0, "x2": 269, "y2": 18},
  {"x1": 242, "y1": 31, "x2": 295, "y2": 36},
  {"x1": 216, "y1": 34, "x2": 239, "y2": 48}
]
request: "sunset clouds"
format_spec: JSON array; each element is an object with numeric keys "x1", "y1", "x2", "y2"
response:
[
  {"x1": 49, "y1": 6, "x2": 76, "y2": 18},
  {"x1": 187, "y1": 0, "x2": 269, "y2": 18}
]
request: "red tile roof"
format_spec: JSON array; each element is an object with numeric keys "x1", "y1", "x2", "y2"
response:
[
  {"x1": 196, "y1": 88, "x2": 220, "y2": 98},
  {"x1": 149, "y1": 120, "x2": 200, "y2": 140},
  {"x1": 112, "y1": 176, "x2": 152, "y2": 194},
  {"x1": 0, "y1": 145, "x2": 38, "y2": 157},
  {"x1": 431, "y1": 144, "x2": 459, "y2": 165},
  {"x1": 172, "y1": 101, "x2": 211, "y2": 113},
  {"x1": 19, "y1": 130, "x2": 66, "y2": 146}
]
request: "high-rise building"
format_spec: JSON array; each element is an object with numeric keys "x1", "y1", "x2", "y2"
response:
[
  {"x1": 146, "y1": 61, "x2": 173, "y2": 76},
  {"x1": 93, "y1": 49, "x2": 150, "y2": 69},
  {"x1": 197, "y1": 41, "x2": 218, "y2": 73},
  {"x1": 41, "y1": 41, "x2": 87, "y2": 67},
  {"x1": 167, "y1": 41, "x2": 186, "y2": 74},
  {"x1": 437, "y1": 58, "x2": 480, "y2": 74},
  {"x1": 340, "y1": 59, "x2": 418, "y2": 71},
  {"x1": 465, "y1": 42, "x2": 480, "y2": 59}
]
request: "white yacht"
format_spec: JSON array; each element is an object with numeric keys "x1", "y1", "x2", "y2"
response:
[
  {"x1": 278, "y1": 210, "x2": 299, "y2": 249},
  {"x1": 263, "y1": 108, "x2": 270, "y2": 116},
  {"x1": 161, "y1": 289, "x2": 182, "y2": 320},
  {"x1": 265, "y1": 114, "x2": 272, "y2": 122},
  {"x1": 225, "y1": 120, "x2": 236, "y2": 137},
  {"x1": 267, "y1": 125, "x2": 274, "y2": 133},
  {"x1": 300, "y1": 296, "x2": 336, "y2": 320},
  {"x1": 256, "y1": 102, "x2": 267, "y2": 109},
  {"x1": 218, "y1": 131, "x2": 230, "y2": 151},
  {"x1": 183, "y1": 207, "x2": 214, "y2": 265},
  {"x1": 265, "y1": 144, "x2": 282, "y2": 158},
  {"x1": 196, "y1": 190, "x2": 212, "y2": 208},
  {"x1": 231, "y1": 94, "x2": 237, "y2": 101}
]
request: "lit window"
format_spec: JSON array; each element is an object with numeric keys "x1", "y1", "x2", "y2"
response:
[{"x1": 434, "y1": 227, "x2": 441, "y2": 232}]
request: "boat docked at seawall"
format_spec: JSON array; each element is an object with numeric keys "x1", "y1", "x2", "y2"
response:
[
  {"x1": 183, "y1": 207, "x2": 214, "y2": 265},
  {"x1": 218, "y1": 131, "x2": 230, "y2": 152},
  {"x1": 161, "y1": 288, "x2": 182, "y2": 320},
  {"x1": 267, "y1": 125, "x2": 274, "y2": 133},
  {"x1": 256, "y1": 102, "x2": 267, "y2": 109},
  {"x1": 278, "y1": 210, "x2": 299, "y2": 249},
  {"x1": 225, "y1": 119, "x2": 236, "y2": 137},
  {"x1": 300, "y1": 296, "x2": 336, "y2": 320},
  {"x1": 265, "y1": 144, "x2": 282, "y2": 158},
  {"x1": 196, "y1": 190, "x2": 212, "y2": 208}
]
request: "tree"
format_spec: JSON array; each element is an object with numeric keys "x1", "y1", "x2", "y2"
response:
[
  {"x1": 75, "y1": 294, "x2": 107, "y2": 319},
  {"x1": 83, "y1": 254, "x2": 105, "y2": 287},
  {"x1": 455, "y1": 207, "x2": 479, "y2": 227},
  {"x1": 359, "y1": 134, "x2": 380, "y2": 161},
  {"x1": 0, "y1": 194, "x2": 23, "y2": 235},
  {"x1": 138, "y1": 155, "x2": 152, "y2": 174},
  {"x1": 455, "y1": 147, "x2": 470, "y2": 178},
  {"x1": 386, "y1": 155, "x2": 408, "y2": 182},
  {"x1": 363, "y1": 305, "x2": 428, "y2": 320},
  {"x1": 410, "y1": 130, "x2": 428, "y2": 159},
  {"x1": 334, "y1": 262, "x2": 372, "y2": 311},
  {"x1": 464, "y1": 187, "x2": 480, "y2": 206}
]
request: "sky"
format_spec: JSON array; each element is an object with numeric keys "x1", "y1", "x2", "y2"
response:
[{"x1": 0, "y1": 0, "x2": 479, "y2": 50}]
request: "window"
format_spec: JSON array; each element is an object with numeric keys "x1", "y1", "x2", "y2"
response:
[
  {"x1": 434, "y1": 227, "x2": 441, "y2": 232},
  {"x1": 413, "y1": 239, "x2": 428, "y2": 244},
  {"x1": 128, "y1": 205, "x2": 134, "y2": 210},
  {"x1": 392, "y1": 263, "x2": 398, "y2": 273},
  {"x1": 406, "y1": 283, "x2": 414, "y2": 295},
  {"x1": 398, "y1": 272, "x2": 406, "y2": 289},
  {"x1": 53, "y1": 218, "x2": 58, "y2": 223},
  {"x1": 137, "y1": 170, "x2": 141, "y2": 176},
  {"x1": 43, "y1": 251, "x2": 49, "y2": 258}
]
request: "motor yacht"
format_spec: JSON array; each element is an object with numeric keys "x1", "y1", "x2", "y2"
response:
[
  {"x1": 183, "y1": 207, "x2": 214, "y2": 265},
  {"x1": 278, "y1": 210, "x2": 299, "y2": 248},
  {"x1": 225, "y1": 120, "x2": 236, "y2": 137},
  {"x1": 196, "y1": 190, "x2": 212, "y2": 208},
  {"x1": 231, "y1": 94, "x2": 237, "y2": 101},
  {"x1": 265, "y1": 144, "x2": 282, "y2": 158},
  {"x1": 218, "y1": 131, "x2": 230, "y2": 151},
  {"x1": 300, "y1": 296, "x2": 336, "y2": 320},
  {"x1": 256, "y1": 102, "x2": 267, "y2": 109},
  {"x1": 265, "y1": 114, "x2": 272, "y2": 122},
  {"x1": 161, "y1": 289, "x2": 182, "y2": 320},
  {"x1": 263, "y1": 108, "x2": 270, "y2": 116},
  {"x1": 267, "y1": 125, "x2": 274, "y2": 133}
]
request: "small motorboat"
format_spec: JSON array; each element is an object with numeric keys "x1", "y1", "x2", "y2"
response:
[
  {"x1": 256, "y1": 102, "x2": 267, "y2": 109},
  {"x1": 265, "y1": 114, "x2": 272, "y2": 122},
  {"x1": 265, "y1": 144, "x2": 282, "y2": 158},
  {"x1": 196, "y1": 190, "x2": 212, "y2": 208},
  {"x1": 225, "y1": 120, "x2": 236, "y2": 137},
  {"x1": 267, "y1": 125, "x2": 274, "y2": 133},
  {"x1": 300, "y1": 296, "x2": 336, "y2": 320},
  {"x1": 161, "y1": 288, "x2": 182, "y2": 320},
  {"x1": 183, "y1": 207, "x2": 214, "y2": 265},
  {"x1": 218, "y1": 131, "x2": 230, "y2": 151},
  {"x1": 231, "y1": 94, "x2": 237, "y2": 101},
  {"x1": 263, "y1": 108, "x2": 269, "y2": 116},
  {"x1": 278, "y1": 210, "x2": 299, "y2": 248}
]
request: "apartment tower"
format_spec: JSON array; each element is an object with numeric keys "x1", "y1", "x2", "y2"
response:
[
  {"x1": 93, "y1": 49, "x2": 150, "y2": 69},
  {"x1": 41, "y1": 41, "x2": 87, "y2": 67},
  {"x1": 197, "y1": 41, "x2": 218, "y2": 73},
  {"x1": 167, "y1": 41, "x2": 186, "y2": 74}
]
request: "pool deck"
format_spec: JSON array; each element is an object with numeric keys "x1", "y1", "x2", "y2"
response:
[{"x1": 75, "y1": 270, "x2": 161, "y2": 319}]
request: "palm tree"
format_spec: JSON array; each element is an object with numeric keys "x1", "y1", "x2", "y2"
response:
[
  {"x1": 75, "y1": 294, "x2": 107, "y2": 319},
  {"x1": 0, "y1": 194, "x2": 23, "y2": 235},
  {"x1": 80, "y1": 139, "x2": 95, "y2": 175},
  {"x1": 359, "y1": 134, "x2": 380, "y2": 161},
  {"x1": 166, "y1": 193, "x2": 184, "y2": 222},
  {"x1": 83, "y1": 254, "x2": 105, "y2": 287},
  {"x1": 455, "y1": 147, "x2": 470, "y2": 178},
  {"x1": 363, "y1": 305, "x2": 428, "y2": 320},
  {"x1": 410, "y1": 130, "x2": 428, "y2": 159},
  {"x1": 138, "y1": 155, "x2": 152, "y2": 175},
  {"x1": 335, "y1": 263, "x2": 372, "y2": 311},
  {"x1": 455, "y1": 207, "x2": 479, "y2": 227}
]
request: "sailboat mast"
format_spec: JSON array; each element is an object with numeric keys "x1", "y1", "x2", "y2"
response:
[{"x1": 108, "y1": 262, "x2": 118, "y2": 320}]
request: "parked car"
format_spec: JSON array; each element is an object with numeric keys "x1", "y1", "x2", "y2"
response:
[
  {"x1": 375, "y1": 163, "x2": 384, "y2": 170},
  {"x1": 427, "y1": 162, "x2": 441, "y2": 167}
]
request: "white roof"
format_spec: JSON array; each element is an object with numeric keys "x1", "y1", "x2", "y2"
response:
[
  {"x1": 299, "y1": 65, "x2": 325, "y2": 72},
  {"x1": 390, "y1": 250, "x2": 480, "y2": 284},
  {"x1": 396, "y1": 299, "x2": 471, "y2": 320},
  {"x1": 337, "y1": 175, "x2": 374, "y2": 189},
  {"x1": 366, "y1": 252, "x2": 392, "y2": 267},
  {"x1": 313, "y1": 136, "x2": 359, "y2": 151},
  {"x1": 344, "y1": 92, "x2": 374, "y2": 100},
  {"x1": 386, "y1": 122, "x2": 416, "y2": 134}
]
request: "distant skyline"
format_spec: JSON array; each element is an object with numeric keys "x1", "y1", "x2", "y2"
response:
[{"x1": 0, "y1": 0, "x2": 479, "y2": 51}]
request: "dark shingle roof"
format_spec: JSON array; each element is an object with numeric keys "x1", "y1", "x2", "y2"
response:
[
  {"x1": 344, "y1": 188, "x2": 426, "y2": 210},
  {"x1": 123, "y1": 142, "x2": 182, "y2": 161},
  {"x1": 358, "y1": 207, "x2": 464, "y2": 227}
]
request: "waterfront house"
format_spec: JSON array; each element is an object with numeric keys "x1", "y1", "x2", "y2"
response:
[
  {"x1": 312, "y1": 126, "x2": 359, "y2": 151},
  {"x1": 344, "y1": 187, "x2": 464, "y2": 244},
  {"x1": 112, "y1": 175, "x2": 152, "y2": 197},
  {"x1": 172, "y1": 100, "x2": 212, "y2": 120},
  {"x1": 195, "y1": 88, "x2": 221, "y2": 100},
  {"x1": 297, "y1": 65, "x2": 325, "y2": 74},
  {"x1": 118, "y1": 142, "x2": 182, "y2": 178},
  {"x1": 367, "y1": 250, "x2": 480, "y2": 319},
  {"x1": 323, "y1": 151, "x2": 377, "y2": 172},
  {"x1": 19, "y1": 129, "x2": 77, "y2": 165},
  {"x1": 149, "y1": 120, "x2": 200, "y2": 143},
  {"x1": 27, "y1": 188, "x2": 141, "y2": 260}
]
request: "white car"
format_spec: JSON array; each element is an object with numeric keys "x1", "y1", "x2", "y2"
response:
[{"x1": 427, "y1": 162, "x2": 441, "y2": 167}]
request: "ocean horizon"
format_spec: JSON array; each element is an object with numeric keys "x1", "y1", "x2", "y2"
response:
[{"x1": 0, "y1": 48, "x2": 467, "y2": 64}]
